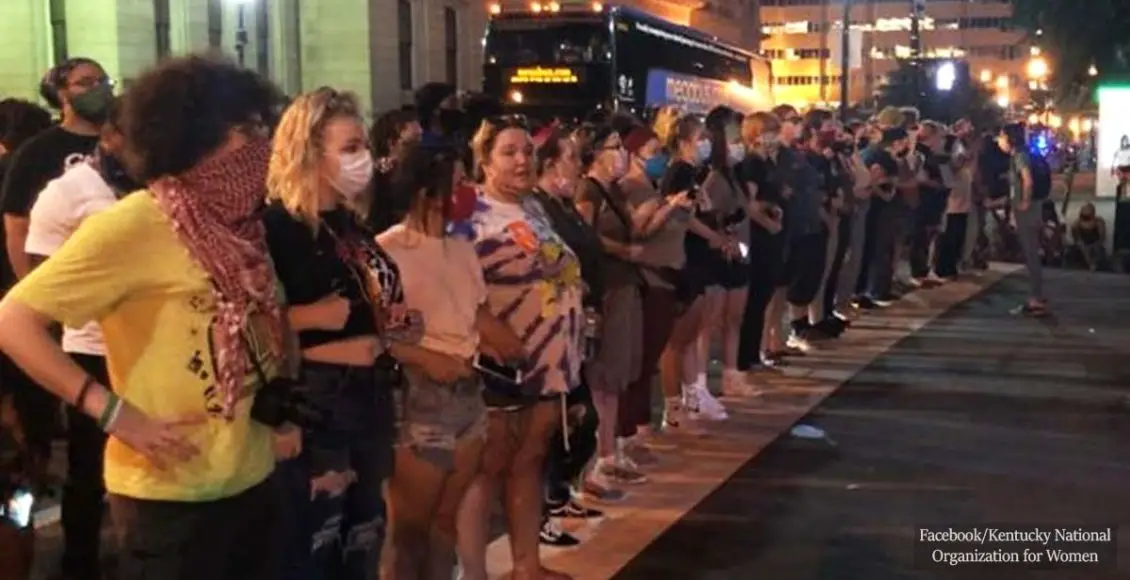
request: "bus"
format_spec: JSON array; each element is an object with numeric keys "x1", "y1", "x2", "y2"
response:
[{"x1": 481, "y1": 3, "x2": 774, "y2": 120}]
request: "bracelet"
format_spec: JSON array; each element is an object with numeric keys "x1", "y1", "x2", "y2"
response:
[
  {"x1": 73, "y1": 376, "x2": 95, "y2": 412},
  {"x1": 97, "y1": 393, "x2": 121, "y2": 432},
  {"x1": 104, "y1": 399, "x2": 124, "y2": 433}
]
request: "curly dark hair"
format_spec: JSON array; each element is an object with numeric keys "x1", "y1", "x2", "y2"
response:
[
  {"x1": 0, "y1": 98, "x2": 53, "y2": 152},
  {"x1": 120, "y1": 54, "x2": 286, "y2": 181},
  {"x1": 370, "y1": 108, "x2": 417, "y2": 158}
]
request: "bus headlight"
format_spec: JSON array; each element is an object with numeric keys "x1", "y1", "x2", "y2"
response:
[{"x1": 510, "y1": 90, "x2": 524, "y2": 104}]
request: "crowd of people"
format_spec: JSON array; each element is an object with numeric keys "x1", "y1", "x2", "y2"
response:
[{"x1": 0, "y1": 53, "x2": 1051, "y2": 580}]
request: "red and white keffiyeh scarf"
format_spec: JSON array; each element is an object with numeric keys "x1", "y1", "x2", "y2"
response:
[{"x1": 149, "y1": 139, "x2": 284, "y2": 420}]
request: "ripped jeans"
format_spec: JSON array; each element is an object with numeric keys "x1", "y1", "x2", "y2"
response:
[{"x1": 277, "y1": 362, "x2": 397, "y2": 580}]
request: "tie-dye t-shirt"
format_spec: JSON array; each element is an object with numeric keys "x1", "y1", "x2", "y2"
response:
[{"x1": 469, "y1": 193, "x2": 585, "y2": 396}]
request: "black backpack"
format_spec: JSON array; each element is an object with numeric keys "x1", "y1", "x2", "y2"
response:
[{"x1": 1029, "y1": 152, "x2": 1053, "y2": 201}]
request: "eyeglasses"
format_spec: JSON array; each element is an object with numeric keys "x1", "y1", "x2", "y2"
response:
[{"x1": 67, "y1": 75, "x2": 112, "y2": 90}]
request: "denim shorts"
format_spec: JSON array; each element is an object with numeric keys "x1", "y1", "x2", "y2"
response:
[{"x1": 397, "y1": 368, "x2": 485, "y2": 471}]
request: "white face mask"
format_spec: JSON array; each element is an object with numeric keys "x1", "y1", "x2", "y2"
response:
[
  {"x1": 728, "y1": 142, "x2": 746, "y2": 164},
  {"x1": 333, "y1": 151, "x2": 375, "y2": 198},
  {"x1": 695, "y1": 139, "x2": 712, "y2": 164}
]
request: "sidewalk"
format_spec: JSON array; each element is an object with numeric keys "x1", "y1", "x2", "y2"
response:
[{"x1": 484, "y1": 265, "x2": 1020, "y2": 579}]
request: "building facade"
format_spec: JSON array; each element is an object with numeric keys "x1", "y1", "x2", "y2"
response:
[
  {"x1": 0, "y1": 0, "x2": 489, "y2": 116},
  {"x1": 758, "y1": 0, "x2": 1028, "y2": 109}
]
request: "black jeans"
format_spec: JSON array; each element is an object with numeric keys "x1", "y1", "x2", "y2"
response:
[
  {"x1": 545, "y1": 383, "x2": 597, "y2": 505},
  {"x1": 277, "y1": 362, "x2": 395, "y2": 580},
  {"x1": 62, "y1": 354, "x2": 109, "y2": 580},
  {"x1": 934, "y1": 213, "x2": 969, "y2": 278},
  {"x1": 865, "y1": 199, "x2": 900, "y2": 298},
  {"x1": 108, "y1": 475, "x2": 282, "y2": 580},
  {"x1": 738, "y1": 223, "x2": 783, "y2": 370}
]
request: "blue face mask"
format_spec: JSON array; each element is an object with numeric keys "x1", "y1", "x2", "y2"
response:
[
  {"x1": 644, "y1": 153, "x2": 669, "y2": 181},
  {"x1": 695, "y1": 139, "x2": 713, "y2": 164}
]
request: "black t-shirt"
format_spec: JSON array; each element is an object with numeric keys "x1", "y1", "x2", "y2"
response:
[
  {"x1": 0, "y1": 126, "x2": 99, "y2": 218},
  {"x1": 866, "y1": 147, "x2": 899, "y2": 200},
  {"x1": 739, "y1": 155, "x2": 782, "y2": 207},
  {"x1": 659, "y1": 160, "x2": 698, "y2": 197},
  {"x1": 264, "y1": 203, "x2": 404, "y2": 350}
]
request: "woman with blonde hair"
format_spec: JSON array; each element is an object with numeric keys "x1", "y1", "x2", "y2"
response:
[{"x1": 265, "y1": 87, "x2": 436, "y2": 580}]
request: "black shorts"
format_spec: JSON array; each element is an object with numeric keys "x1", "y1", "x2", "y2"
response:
[{"x1": 784, "y1": 232, "x2": 828, "y2": 305}]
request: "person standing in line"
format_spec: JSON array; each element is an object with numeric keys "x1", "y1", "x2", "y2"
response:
[
  {"x1": 0, "y1": 54, "x2": 295, "y2": 580},
  {"x1": 935, "y1": 126, "x2": 974, "y2": 279},
  {"x1": 735, "y1": 112, "x2": 785, "y2": 373},
  {"x1": 0, "y1": 58, "x2": 110, "y2": 500},
  {"x1": 23, "y1": 96, "x2": 137, "y2": 580}
]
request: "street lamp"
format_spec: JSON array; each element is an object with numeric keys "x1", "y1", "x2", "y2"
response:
[
  {"x1": 1026, "y1": 57, "x2": 1048, "y2": 80},
  {"x1": 230, "y1": 0, "x2": 252, "y2": 67}
]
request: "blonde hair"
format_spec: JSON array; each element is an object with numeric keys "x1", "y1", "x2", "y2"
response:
[
  {"x1": 267, "y1": 87, "x2": 365, "y2": 230},
  {"x1": 741, "y1": 111, "x2": 781, "y2": 145}
]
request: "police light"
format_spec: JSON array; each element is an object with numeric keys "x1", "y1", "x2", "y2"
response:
[{"x1": 936, "y1": 61, "x2": 956, "y2": 92}]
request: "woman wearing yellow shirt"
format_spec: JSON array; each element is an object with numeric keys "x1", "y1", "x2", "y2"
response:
[{"x1": 0, "y1": 56, "x2": 294, "y2": 580}]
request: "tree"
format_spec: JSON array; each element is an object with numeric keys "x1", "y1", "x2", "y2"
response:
[
  {"x1": 1012, "y1": 0, "x2": 1130, "y2": 107},
  {"x1": 876, "y1": 59, "x2": 1002, "y2": 129}
]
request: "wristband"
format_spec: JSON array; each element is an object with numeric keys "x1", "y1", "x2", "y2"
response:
[
  {"x1": 104, "y1": 399, "x2": 124, "y2": 433},
  {"x1": 74, "y1": 376, "x2": 95, "y2": 412},
  {"x1": 97, "y1": 393, "x2": 121, "y2": 432}
]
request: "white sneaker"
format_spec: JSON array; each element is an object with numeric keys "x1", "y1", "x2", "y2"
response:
[
  {"x1": 662, "y1": 399, "x2": 705, "y2": 435},
  {"x1": 685, "y1": 383, "x2": 728, "y2": 421},
  {"x1": 786, "y1": 332, "x2": 814, "y2": 354},
  {"x1": 722, "y1": 369, "x2": 764, "y2": 397}
]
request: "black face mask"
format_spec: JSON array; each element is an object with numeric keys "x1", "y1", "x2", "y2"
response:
[
  {"x1": 97, "y1": 149, "x2": 141, "y2": 196},
  {"x1": 437, "y1": 108, "x2": 465, "y2": 136}
]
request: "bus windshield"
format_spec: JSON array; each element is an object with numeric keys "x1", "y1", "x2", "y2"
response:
[{"x1": 486, "y1": 19, "x2": 610, "y2": 66}]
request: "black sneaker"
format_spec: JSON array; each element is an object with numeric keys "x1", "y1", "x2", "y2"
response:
[
  {"x1": 815, "y1": 317, "x2": 847, "y2": 337},
  {"x1": 549, "y1": 497, "x2": 604, "y2": 519},
  {"x1": 540, "y1": 517, "x2": 581, "y2": 547},
  {"x1": 852, "y1": 295, "x2": 878, "y2": 310}
]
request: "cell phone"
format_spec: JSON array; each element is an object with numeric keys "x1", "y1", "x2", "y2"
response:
[
  {"x1": 738, "y1": 242, "x2": 750, "y2": 259},
  {"x1": 3, "y1": 488, "x2": 34, "y2": 529},
  {"x1": 472, "y1": 353, "x2": 524, "y2": 384}
]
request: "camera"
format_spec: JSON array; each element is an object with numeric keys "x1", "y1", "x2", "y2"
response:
[{"x1": 250, "y1": 377, "x2": 328, "y2": 431}]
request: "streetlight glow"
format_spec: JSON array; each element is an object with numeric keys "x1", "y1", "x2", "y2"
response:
[
  {"x1": 980, "y1": 69, "x2": 992, "y2": 83},
  {"x1": 1027, "y1": 57, "x2": 1048, "y2": 79},
  {"x1": 996, "y1": 94, "x2": 1009, "y2": 108}
]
